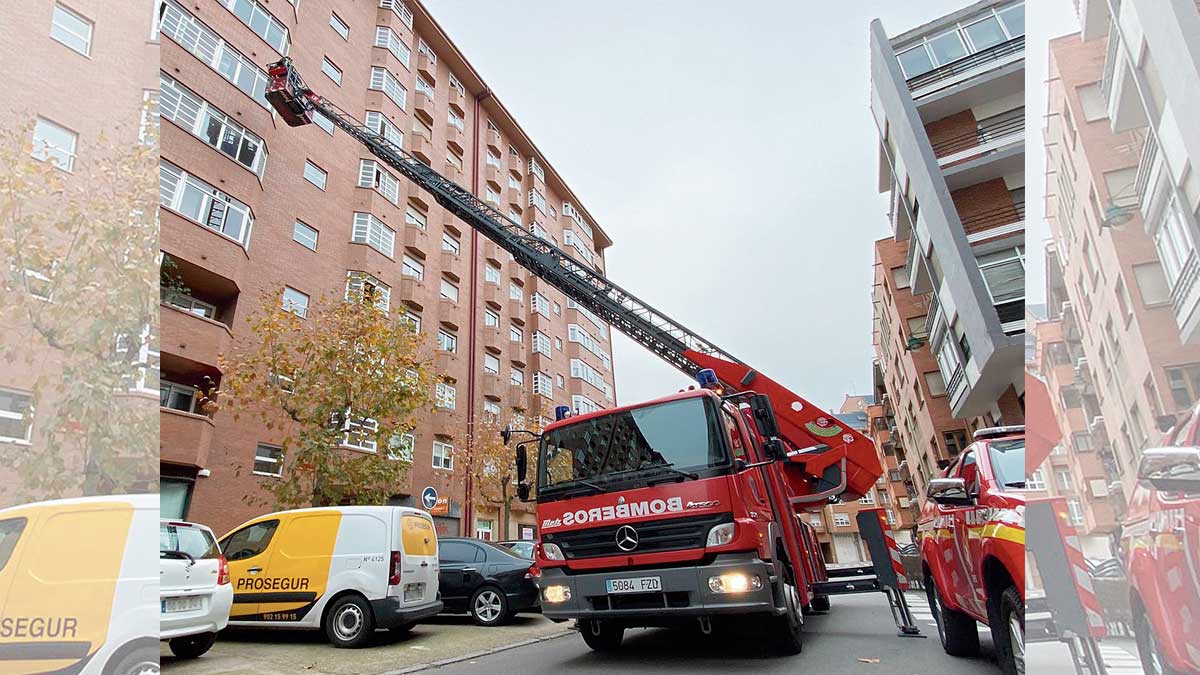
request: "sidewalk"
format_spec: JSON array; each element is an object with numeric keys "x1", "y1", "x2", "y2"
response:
[{"x1": 161, "y1": 615, "x2": 575, "y2": 675}]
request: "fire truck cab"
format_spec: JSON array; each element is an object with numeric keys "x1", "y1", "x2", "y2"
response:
[
  {"x1": 917, "y1": 426, "x2": 1026, "y2": 675},
  {"x1": 1123, "y1": 405, "x2": 1200, "y2": 675}
]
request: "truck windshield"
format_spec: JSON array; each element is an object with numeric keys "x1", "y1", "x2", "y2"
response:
[
  {"x1": 538, "y1": 396, "x2": 726, "y2": 495},
  {"x1": 988, "y1": 438, "x2": 1026, "y2": 488}
]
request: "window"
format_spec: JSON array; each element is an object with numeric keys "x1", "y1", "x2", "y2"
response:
[
  {"x1": 528, "y1": 188, "x2": 547, "y2": 212},
  {"x1": 159, "y1": 0, "x2": 271, "y2": 108},
  {"x1": 365, "y1": 110, "x2": 404, "y2": 147},
  {"x1": 402, "y1": 310, "x2": 421, "y2": 333},
  {"x1": 50, "y1": 3, "x2": 92, "y2": 55},
  {"x1": 157, "y1": 380, "x2": 196, "y2": 413},
  {"x1": 485, "y1": 263, "x2": 501, "y2": 284},
  {"x1": 533, "y1": 372, "x2": 553, "y2": 398},
  {"x1": 446, "y1": 148, "x2": 464, "y2": 171},
  {"x1": 509, "y1": 325, "x2": 523, "y2": 343},
  {"x1": 345, "y1": 271, "x2": 390, "y2": 311},
  {"x1": 486, "y1": 149, "x2": 502, "y2": 168},
  {"x1": 532, "y1": 331, "x2": 551, "y2": 356},
  {"x1": 976, "y1": 247, "x2": 1024, "y2": 311},
  {"x1": 925, "y1": 370, "x2": 947, "y2": 396},
  {"x1": 475, "y1": 519, "x2": 493, "y2": 541},
  {"x1": 220, "y1": 0, "x2": 288, "y2": 53},
  {"x1": 379, "y1": 0, "x2": 413, "y2": 29},
  {"x1": 321, "y1": 57, "x2": 343, "y2": 85},
  {"x1": 341, "y1": 413, "x2": 379, "y2": 451},
  {"x1": 159, "y1": 161, "x2": 254, "y2": 247},
  {"x1": 1165, "y1": 364, "x2": 1200, "y2": 408},
  {"x1": 528, "y1": 157, "x2": 545, "y2": 181},
  {"x1": 484, "y1": 309, "x2": 499, "y2": 327},
  {"x1": 440, "y1": 278, "x2": 458, "y2": 302},
  {"x1": 1077, "y1": 82, "x2": 1106, "y2": 121},
  {"x1": 1056, "y1": 469, "x2": 1073, "y2": 490},
  {"x1": 891, "y1": 266, "x2": 910, "y2": 289},
  {"x1": 509, "y1": 283, "x2": 523, "y2": 302},
  {"x1": 303, "y1": 160, "x2": 327, "y2": 190},
  {"x1": 351, "y1": 212, "x2": 395, "y2": 257},
  {"x1": 313, "y1": 111, "x2": 334, "y2": 135},
  {"x1": 369, "y1": 66, "x2": 407, "y2": 110},
  {"x1": 1071, "y1": 432, "x2": 1092, "y2": 452},
  {"x1": 163, "y1": 291, "x2": 216, "y2": 319},
  {"x1": 531, "y1": 293, "x2": 550, "y2": 317},
  {"x1": 433, "y1": 441, "x2": 453, "y2": 469},
  {"x1": 293, "y1": 220, "x2": 318, "y2": 250},
  {"x1": 557, "y1": 374, "x2": 565, "y2": 388},
  {"x1": 1153, "y1": 198, "x2": 1196, "y2": 285},
  {"x1": 894, "y1": 2, "x2": 1023, "y2": 78},
  {"x1": 437, "y1": 329, "x2": 457, "y2": 353},
  {"x1": 253, "y1": 444, "x2": 283, "y2": 476},
  {"x1": 570, "y1": 359, "x2": 612, "y2": 398},
  {"x1": 442, "y1": 233, "x2": 460, "y2": 255},
  {"x1": 510, "y1": 368, "x2": 524, "y2": 386},
  {"x1": 1133, "y1": 262, "x2": 1170, "y2": 306},
  {"x1": 405, "y1": 205, "x2": 427, "y2": 230},
  {"x1": 418, "y1": 37, "x2": 437, "y2": 63},
  {"x1": 1027, "y1": 469, "x2": 1045, "y2": 490},
  {"x1": 416, "y1": 76, "x2": 435, "y2": 99},
  {"x1": 449, "y1": 72, "x2": 465, "y2": 96},
  {"x1": 358, "y1": 159, "x2": 400, "y2": 204},
  {"x1": 572, "y1": 394, "x2": 600, "y2": 414},
  {"x1": 159, "y1": 74, "x2": 268, "y2": 177},
  {"x1": 435, "y1": 382, "x2": 456, "y2": 409},
  {"x1": 282, "y1": 287, "x2": 309, "y2": 317},
  {"x1": 859, "y1": 490, "x2": 875, "y2": 505},
  {"x1": 329, "y1": 12, "x2": 349, "y2": 39},
  {"x1": 31, "y1": 117, "x2": 77, "y2": 172},
  {"x1": 221, "y1": 519, "x2": 279, "y2": 559},
  {"x1": 388, "y1": 433, "x2": 414, "y2": 462},
  {"x1": 402, "y1": 255, "x2": 424, "y2": 280},
  {"x1": 484, "y1": 354, "x2": 500, "y2": 374},
  {"x1": 483, "y1": 400, "x2": 501, "y2": 418},
  {"x1": 485, "y1": 185, "x2": 501, "y2": 204},
  {"x1": 833, "y1": 513, "x2": 851, "y2": 527},
  {"x1": 1067, "y1": 498, "x2": 1084, "y2": 525}
]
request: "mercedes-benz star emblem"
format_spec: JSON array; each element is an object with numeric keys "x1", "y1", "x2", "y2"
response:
[{"x1": 615, "y1": 525, "x2": 639, "y2": 552}]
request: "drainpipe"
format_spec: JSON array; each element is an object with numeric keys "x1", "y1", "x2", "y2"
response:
[{"x1": 463, "y1": 87, "x2": 492, "y2": 537}]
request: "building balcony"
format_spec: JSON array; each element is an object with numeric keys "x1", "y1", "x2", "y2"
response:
[
  {"x1": 932, "y1": 114, "x2": 1023, "y2": 169},
  {"x1": 995, "y1": 299, "x2": 1024, "y2": 335},
  {"x1": 399, "y1": 276, "x2": 427, "y2": 303},
  {"x1": 448, "y1": 85, "x2": 465, "y2": 110},
  {"x1": 481, "y1": 328, "x2": 503, "y2": 352},
  {"x1": 443, "y1": 162, "x2": 463, "y2": 184},
  {"x1": 507, "y1": 299, "x2": 525, "y2": 320},
  {"x1": 446, "y1": 124, "x2": 465, "y2": 155},
  {"x1": 906, "y1": 36, "x2": 1025, "y2": 102},
  {"x1": 160, "y1": 304, "x2": 232, "y2": 370},
  {"x1": 414, "y1": 92, "x2": 435, "y2": 121},
  {"x1": 962, "y1": 201, "x2": 1026, "y2": 244},
  {"x1": 1132, "y1": 130, "x2": 1161, "y2": 216},
  {"x1": 506, "y1": 187, "x2": 522, "y2": 209},
  {"x1": 160, "y1": 408, "x2": 216, "y2": 468},
  {"x1": 440, "y1": 249, "x2": 462, "y2": 274},
  {"x1": 487, "y1": 129, "x2": 502, "y2": 151},
  {"x1": 506, "y1": 384, "x2": 527, "y2": 411},
  {"x1": 509, "y1": 341, "x2": 528, "y2": 366},
  {"x1": 417, "y1": 52, "x2": 436, "y2": 81},
  {"x1": 434, "y1": 350, "x2": 459, "y2": 373},
  {"x1": 405, "y1": 222, "x2": 431, "y2": 250},
  {"x1": 438, "y1": 296, "x2": 460, "y2": 318},
  {"x1": 409, "y1": 132, "x2": 434, "y2": 164},
  {"x1": 481, "y1": 372, "x2": 503, "y2": 399},
  {"x1": 484, "y1": 165, "x2": 503, "y2": 187},
  {"x1": 482, "y1": 240, "x2": 502, "y2": 262},
  {"x1": 1171, "y1": 249, "x2": 1200, "y2": 343}
]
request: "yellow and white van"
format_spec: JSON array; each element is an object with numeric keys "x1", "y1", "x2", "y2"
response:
[
  {"x1": 218, "y1": 505, "x2": 442, "y2": 648},
  {"x1": 0, "y1": 494, "x2": 159, "y2": 675}
]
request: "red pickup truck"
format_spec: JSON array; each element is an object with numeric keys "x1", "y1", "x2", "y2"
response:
[
  {"x1": 917, "y1": 426, "x2": 1026, "y2": 675},
  {"x1": 1123, "y1": 405, "x2": 1200, "y2": 675}
]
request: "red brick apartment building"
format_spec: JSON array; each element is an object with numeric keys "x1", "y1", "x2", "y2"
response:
[
  {"x1": 0, "y1": 1, "x2": 158, "y2": 506},
  {"x1": 157, "y1": 0, "x2": 616, "y2": 535}
]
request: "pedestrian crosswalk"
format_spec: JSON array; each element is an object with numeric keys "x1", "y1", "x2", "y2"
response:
[
  {"x1": 902, "y1": 592, "x2": 989, "y2": 633},
  {"x1": 1098, "y1": 642, "x2": 1144, "y2": 674}
]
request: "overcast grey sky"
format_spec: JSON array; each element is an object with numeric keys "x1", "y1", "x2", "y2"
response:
[{"x1": 424, "y1": 0, "x2": 1021, "y2": 410}]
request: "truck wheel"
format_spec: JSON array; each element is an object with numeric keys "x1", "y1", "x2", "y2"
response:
[
  {"x1": 810, "y1": 595, "x2": 831, "y2": 613},
  {"x1": 324, "y1": 594, "x2": 375, "y2": 648},
  {"x1": 927, "y1": 575, "x2": 979, "y2": 657},
  {"x1": 768, "y1": 569, "x2": 804, "y2": 655},
  {"x1": 579, "y1": 619, "x2": 624, "y2": 651},
  {"x1": 1135, "y1": 605, "x2": 1182, "y2": 675},
  {"x1": 993, "y1": 586, "x2": 1024, "y2": 675},
  {"x1": 168, "y1": 632, "x2": 217, "y2": 659}
]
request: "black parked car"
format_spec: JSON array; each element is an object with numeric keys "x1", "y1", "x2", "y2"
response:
[
  {"x1": 496, "y1": 540, "x2": 535, "y2": 559},
  {"x1": 438, "y1": 538, "x2": 540, "y2": 626}
]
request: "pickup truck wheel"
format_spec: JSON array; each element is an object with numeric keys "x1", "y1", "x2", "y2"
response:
[
  {"x1": 324, "y1": 594, "x2": 375, "y2": 648},
  {"x1": 927, "y1": 575, "x2": 979, "y2": 657},
  {"x1": 579, "y1": 619, "x2": 623, "y2": 651},
  {"x1": 994, "y1": 586, "x2": 1024, "y2": 675},
  {"x1": 768, "y1": 571, "x2": 804, "y2": 655},
  {"x1": 168, "y1": 632, "x2": 217, "y2": 659},
  {"x1": 1135, "y1": 606, "x2": 1183, "y2": 675}
]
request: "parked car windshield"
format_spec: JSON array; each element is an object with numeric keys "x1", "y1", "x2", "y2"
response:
[
  {"x1": 538, "y1": 396, "x2": 727, "y2": 494},
  {"x1": 160, "y1": 522, "x2": 220, "y2": 559},
  {"x1": 987, "y1": 438, "x2": 1026, "y2": 488}
]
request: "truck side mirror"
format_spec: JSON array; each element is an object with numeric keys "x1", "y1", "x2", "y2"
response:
[
  {"x1": 517, "y1": 483, "x2": 530, "y2": 502},
  {"x1": 749, "y1": 394, "x2": 780, "y2": 439},
  {"x1": 1138, "y1": 447, "x2": 1200, "y2": 492},
  {"x1": 927, "y1": 477, "x2": 974, "y2": 507},
  {"x1": 516, "y1": 443, "x2": 527, "y2": 483},
  {"x1": 502, "y1": 425, "x2": 513, "y2": 446}
]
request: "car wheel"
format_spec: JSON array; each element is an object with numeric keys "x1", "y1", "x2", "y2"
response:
[
  {"x1": 578, "y1": 619, "x2": 624, "y2": 651},
  {"x1": 470, "y1": 586, "x2": 510, "y2": 626},
  {"x1": 1135, "y1": 605, "x2": 1183, "y2": 675},
  {"x1": 104, "y1": 645, "x2": 159, "y2": 675},
  {"x1": 324, "y1": 594, "x2": 375, "y2": 648},
  {"x1": 927, "y1": 574, "x2": 979, "y2": 657},
  {"x1": 993, "y1": 586, "x2": 1024, "y2": 675},
  {"x1": 168, "y1": 632, "x2": 217, "y2": 659}
]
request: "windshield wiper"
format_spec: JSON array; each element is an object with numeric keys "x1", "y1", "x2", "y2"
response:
[
  {"x1": 160, "y1": 549, "x2": 196, "y2": 562},
  {"x1": 599, "y1": 462, "x2": 700, "y2": 485},
  {"x1": 1003, "y1": 481, "x2": 1026, "y2": 488},
  {"x1": 542, "y1": 478, "x2": 604, "y2": 496}
]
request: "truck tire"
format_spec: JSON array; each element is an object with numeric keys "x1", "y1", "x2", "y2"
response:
[
  {"x1": 993, "y1": 586, "x2": 1024, "y2": 675},
  {"x1": 168, "y1": 632, "x2": 217, "y2": 659},
  {"x1": 810, "y1": 595, "x2": 831, "y2": 613},
  {"x1": 579, "y1": 619, "x2": 623, "y2": 651},
  {"x1": 768, "y1": 567, "x2": 804, "y2": 655},
  {"x1": 324, "y1": 594, "x2": 375, "y2": 648},
  {"x1": 927, "y1": 575, "x2": 979, "y2": 657},
  {"x1": 1134, "y1": 605, "x2": 1183, "y2": 675}
]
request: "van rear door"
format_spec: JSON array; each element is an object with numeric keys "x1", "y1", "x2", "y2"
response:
[{"x1": 393, "y1": 511, "x2": 438, "y2": 608}]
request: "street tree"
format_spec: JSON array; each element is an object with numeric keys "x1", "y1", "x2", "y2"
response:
[
  {"x1": 218, "y1": 286, "x2": 433, "y2": 509},
  {"x1": 469, "y1": 404, "x2": 546, "y2": 541},
  {"x1": 0, "y1": 119, "x2": 159, "y2": 502}
]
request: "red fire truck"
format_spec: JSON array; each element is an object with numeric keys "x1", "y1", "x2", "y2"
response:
[
  {"x1": 263, "y1": 57, "x2": 922, "y2": 655},
  {"x1": 1123, "y1": 407, "x2": 1200, "y2": 675},
  {"x1": 917, "y1": 426, "x2": 1026, "y2": 675}
]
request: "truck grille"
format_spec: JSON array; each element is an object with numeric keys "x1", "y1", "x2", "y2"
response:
[{"x1": 543, "y1": 512, "x2": 731, "y2": 560}]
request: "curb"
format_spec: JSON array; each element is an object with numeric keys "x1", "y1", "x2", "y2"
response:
[{"x1": 379, "y1": 627, "x2": 577, "y2": 674}]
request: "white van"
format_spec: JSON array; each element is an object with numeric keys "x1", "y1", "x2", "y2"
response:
[
  {"x1": 0, "y1": 494, "x2": 159, "y2": 675},
  {"x1": 218, "y1": 505, "x2": 442, "y2": 648}
]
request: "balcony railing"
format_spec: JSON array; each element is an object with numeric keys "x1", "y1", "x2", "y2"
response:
[
  {"x1": 905, "y1": 36, "x2": 1025, "y2": 95},
  {"x1": 996, "y1": 299, "x2": 1025, "y2": 334},
  {"x1": 1134, "y1": 131, "x2": 1158, "y2": 210},
  {"x1": 962, "y1": 201, "x2": 1026, "y2": 241},
  {"x1": 931, "y1": 115, "x2": 1024, "y2": 160},
  {"x1": 1100, "y1": 18, "x2": 1120, "y2": 101},
  {"x1": 1172, "y1": 249, "x2": 1200, "y2": 314}
]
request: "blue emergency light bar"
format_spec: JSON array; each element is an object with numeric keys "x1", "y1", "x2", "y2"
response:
[{"x1": 554, "y1": 405, "x2": 571, "y2": 421}]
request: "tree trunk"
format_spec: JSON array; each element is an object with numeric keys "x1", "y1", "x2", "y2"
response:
[{"x1": 499, "y1": 482, "x2": 509, "y2": 541}]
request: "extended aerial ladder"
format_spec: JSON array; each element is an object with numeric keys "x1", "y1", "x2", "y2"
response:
[{"x1": 264, "y1": 58, "x2": 883, "y2": 506}]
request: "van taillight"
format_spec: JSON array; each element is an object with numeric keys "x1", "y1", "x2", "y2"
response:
[
  {"x1": 389, "y1": 551, "x2": 402, "y2": 585},
  {"x1": 217, "y1": 555, "x2": 230, "y2": 586}
]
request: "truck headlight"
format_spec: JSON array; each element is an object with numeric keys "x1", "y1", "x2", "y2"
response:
[
  {"x1": 708, "y1": 573, "x2": 762, "y2": 594},
  {"x1": 705, "y1": 522, "x2": 735, "y2": 547},
  {"x1": 541, "y1": 543, "x2": 565, "y2": 560},
  {"x1": 543, "y1": 585, "x2": 572, "y2": 603}
]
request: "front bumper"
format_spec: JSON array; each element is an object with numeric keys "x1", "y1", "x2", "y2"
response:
[
  {"x1": 538, "y1": 553, "x2": 778, "y2": 623},
  {"x1": 370, "y1": 597, "x2": 444, "y2": 629}
]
